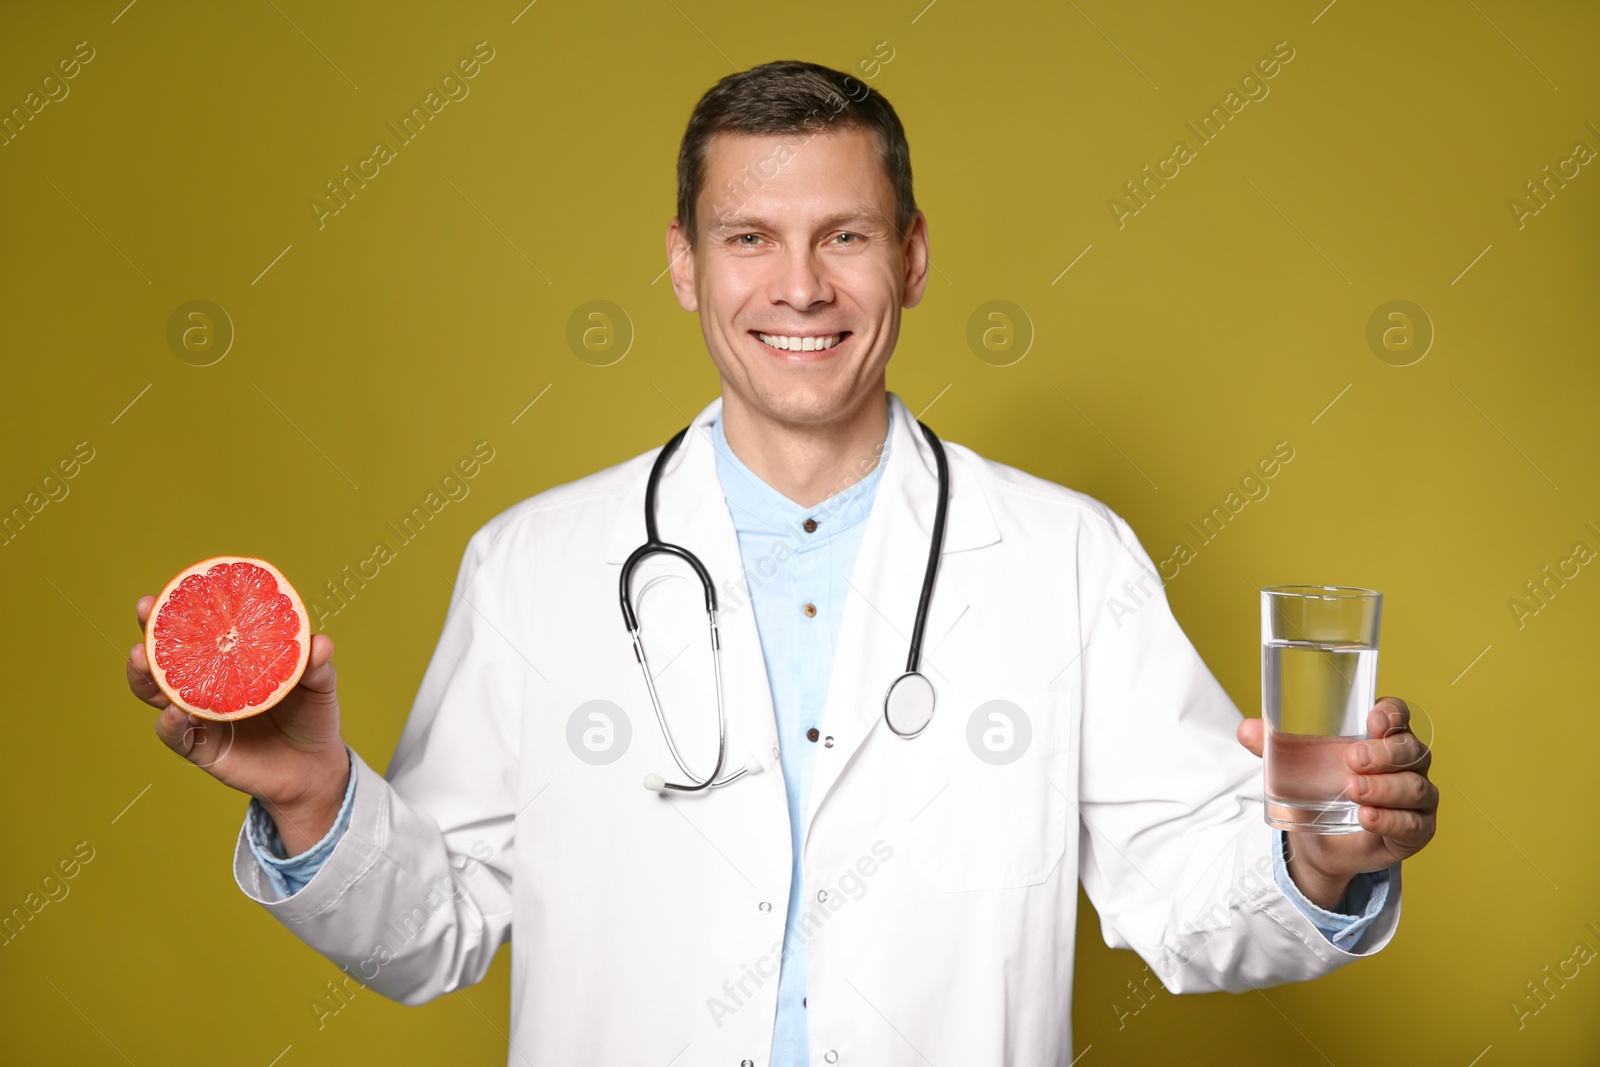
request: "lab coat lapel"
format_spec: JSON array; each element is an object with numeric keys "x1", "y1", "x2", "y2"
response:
[{"x1": 803, "y1": 392, "x2": 999, "y2": 841}]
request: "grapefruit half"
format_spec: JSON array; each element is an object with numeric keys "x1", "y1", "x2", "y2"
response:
[{"x1": 145, "y1": 556, "x2": 312, "y2": 721}]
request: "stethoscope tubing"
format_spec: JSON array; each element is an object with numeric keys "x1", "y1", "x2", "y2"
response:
[
  {"x1": 903, "y1": 420, "x2": 950, "y2": 677},
  {"x1": 620, "y1": 416, "x2": 949, "y2": 788}
]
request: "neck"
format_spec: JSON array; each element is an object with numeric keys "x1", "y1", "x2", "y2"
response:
[{"x1": 718, "y1": 387, "x2": 890, "y2": 509}]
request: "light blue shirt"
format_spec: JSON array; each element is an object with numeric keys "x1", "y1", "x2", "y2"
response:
[
  {"x1": 247, "y1": 403, "x2": 1391, "y2": 1063},
  {"x1": 245, "y1": 746, "x2": 356, "y2": 899},
  {"x1": 708, "y1": 408, "x2": 892, "y2": 1066}
]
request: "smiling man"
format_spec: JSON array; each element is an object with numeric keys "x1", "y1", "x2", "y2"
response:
[
  {"x1": 665, "y1": 93, "x2": 920, "y2": 510},
  {"x1": 127, "y1": 60, "x2": 1437, "y2": 1065}
]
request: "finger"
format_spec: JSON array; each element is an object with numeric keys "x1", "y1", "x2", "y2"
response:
[
  {"x1": 1369, "y1": 696, "x2": 1410, "y2": 738},
  {"x1": 153, "y1": 704, "x2": 198, "y2": 758},
  {"x1": 1236, "y1": 718, "x2": 1264, "y2": 757},
  {"x1": 1358, "y1": 803, "x2": 1435, "y2": 853},
  {"x1": 1347, "y1": 770, "x2": 1438, "y2": 811},
  {"x1": 126, "y1": 644, "x2": 171, "y2": 709},
  {"x1": 1350, "y1": 729, "x2": 1431, "y2": 775},
  {"x1": 135, "y1": 594, "x2": 155, "y2": 633},
  {"x1": 295, "y1": 634, "x2": 337, "y2": 693}
]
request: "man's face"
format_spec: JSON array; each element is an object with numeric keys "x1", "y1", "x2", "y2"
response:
[{"x1": 667, "y1": 126, "x2": 929, "y2": 429}]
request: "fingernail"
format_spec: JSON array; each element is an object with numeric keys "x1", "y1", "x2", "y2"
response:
[
  {"x1": 1351, "y1": 777, "x2": 1369, "y2": 797},
  {"x1": 1388, "y1": 710, "x2": 1405, "y2": 730},
  {"x1": 1353, "y1": 746, "x2": 1372, "y2": 768}
]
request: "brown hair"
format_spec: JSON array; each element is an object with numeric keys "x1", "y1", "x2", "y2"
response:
[{"x1": 675, "y1": 60, "x2": 916, "y2": 248}]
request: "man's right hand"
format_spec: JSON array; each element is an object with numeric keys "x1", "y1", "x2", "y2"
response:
[{"x1": 126, "y1": 594, "x2": 351, "y2": 856}]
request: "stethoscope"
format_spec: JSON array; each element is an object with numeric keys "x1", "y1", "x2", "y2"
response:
[{"x1": 619, "y1": 418, "x2": 951, "y2": 794}]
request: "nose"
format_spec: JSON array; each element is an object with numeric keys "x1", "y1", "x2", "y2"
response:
[{"x1": 767, "y1": 244, "x2": 834, "y2": 311}]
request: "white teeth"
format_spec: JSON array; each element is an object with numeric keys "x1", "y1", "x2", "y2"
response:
[{"x1": 757, "y1": 332, "x2": 843, "y2": 352}]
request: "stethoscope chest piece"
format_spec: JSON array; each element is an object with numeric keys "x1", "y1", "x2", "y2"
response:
[{"x1": 883, "y1": 670, "x2": 936, "y2": 738}]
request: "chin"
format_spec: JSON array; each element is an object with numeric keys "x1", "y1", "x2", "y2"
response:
[{"x1": 744, "y1": 378, "x2": 875, "y2": 427}]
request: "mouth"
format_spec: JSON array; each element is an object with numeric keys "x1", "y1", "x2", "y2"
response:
[{"x1": 750, "y1": 330, "x2": 852, "y2": 361}]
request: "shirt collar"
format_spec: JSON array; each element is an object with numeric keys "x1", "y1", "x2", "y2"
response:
[{"x1": 710, "y1": 398, "x2": 895, "y2": 545}]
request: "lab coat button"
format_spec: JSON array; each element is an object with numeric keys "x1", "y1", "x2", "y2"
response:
[
  {"x1": 817, "y1": 890, "x2": 828, "y2": 902},
  {"x1": 742, "y1": 1060, "x2": 754, "y2": 1066},
  {"x1": 824, "y1": 1052, "x2": 838, "y2": 1063},
  {"x1": 759, "y1": 901, "x2": 772, "y2": 912},
  {"x1": 823, "y1": 735, "x2": 834, "y2": 748}
]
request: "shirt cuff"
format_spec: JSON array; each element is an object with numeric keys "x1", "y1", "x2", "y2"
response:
[
  {"x1": 1271, "y1": 827, "x2": 1392, "y2": 953},
  {"x1": 244, "y1": 746, "x2": 357, "y2": 899}
]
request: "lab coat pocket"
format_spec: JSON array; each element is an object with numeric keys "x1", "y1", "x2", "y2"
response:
[{"x1": 906, "y1": 689, "x2": 1070, "y2": 893}]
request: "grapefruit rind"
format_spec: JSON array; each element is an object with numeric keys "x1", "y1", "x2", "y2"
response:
[{"x1": 145, "y1": 555, "x2": 311, "y2": 722}]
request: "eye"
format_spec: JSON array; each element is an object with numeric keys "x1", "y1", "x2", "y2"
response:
[
  {"x1": 833, "y1": 232, "x2": 863, "y2": 245},
  {"x1": 733, "y1": 233, "x2": 762, "y2": 247}
]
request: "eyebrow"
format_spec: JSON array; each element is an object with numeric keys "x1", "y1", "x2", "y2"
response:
[{"x1": 709, "y1": 207, "x2": 885, "y2": 233}]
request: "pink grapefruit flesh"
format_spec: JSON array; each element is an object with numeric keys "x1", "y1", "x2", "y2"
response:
[{"x1": 145, "y1": 556, "x2": 311, "y2": 721}]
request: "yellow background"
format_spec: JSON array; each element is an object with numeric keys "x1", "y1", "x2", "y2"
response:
[{"x1": 2, "y1": 0, "x2": 1596, "y2": 1063}]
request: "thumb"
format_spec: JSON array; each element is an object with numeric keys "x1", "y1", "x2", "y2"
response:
[
  {"x1": 1237, "y1": 717, "x2": 1264, "y2": 758},
  {"x1": 295, "y1": 634, "x2": 337, "y2": 694}
]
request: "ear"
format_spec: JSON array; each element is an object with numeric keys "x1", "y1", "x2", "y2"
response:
[
  {"x1": 900, "y1": 210, "x2": 931, "y2": 310},
  {"x1": 665, "y1": 217, "x2": 698, "y2": 312}
]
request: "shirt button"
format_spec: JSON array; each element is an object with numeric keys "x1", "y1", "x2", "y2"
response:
[
  {"x1": 806, "y1": 728, "x2": 820, "y2": 742},
  {"x1": 803, "y1": 517, "x2": 818, "y2": 533},
  {"x1": 803, "y1": 602, "x2": 817, "y2": 618}
]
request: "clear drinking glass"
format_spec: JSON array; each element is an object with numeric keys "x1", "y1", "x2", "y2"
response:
[{"x1": 1260, "y1": 585, "x2": 1382, "y2": 834}]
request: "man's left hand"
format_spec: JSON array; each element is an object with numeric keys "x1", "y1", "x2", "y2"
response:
[{"x1": 1236, "y1": 696, "x2": 1438, "y2": 910}]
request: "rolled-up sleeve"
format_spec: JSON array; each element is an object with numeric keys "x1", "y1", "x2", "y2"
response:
[
  {"x1": 1271, "y1": 828, "x2": 1395, "y2": 953},
  {"x1": 243, "y1": 746, "x2": 357, "y2": 898}
]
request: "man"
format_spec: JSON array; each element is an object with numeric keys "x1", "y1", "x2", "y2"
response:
[{"x1": 125, "y1": 60, "x2": 1436, "y2": 1064}]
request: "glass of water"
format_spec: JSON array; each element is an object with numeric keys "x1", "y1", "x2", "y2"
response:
[{"x1": 1260, "y1": 585, "x2": 1382, "y2": 834}]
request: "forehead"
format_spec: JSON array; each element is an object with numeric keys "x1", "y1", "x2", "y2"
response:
[{"x1": 697, "y1": 126, "x2": 894, "y2": 226}]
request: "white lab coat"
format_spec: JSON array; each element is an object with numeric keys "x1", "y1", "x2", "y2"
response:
[{"x1": 235, "y1": 390, "x2": 1400, "y2": 1065}]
